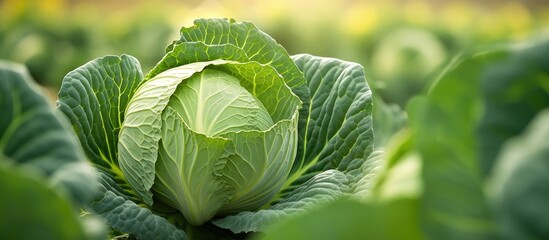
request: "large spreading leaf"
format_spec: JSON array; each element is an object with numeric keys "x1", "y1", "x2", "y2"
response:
[
  {"x1": 477, "y1": 39, "x2": 549, "y2": 175},
  {"x1": 286, "y1": 54, "x2": 374, "y2": 192},
  {"x1": 57, "y1": 54, "x2": 144, "y2": 201},
  {"x1": 488, "y1": 109, "x2": 549, "y2": 239}
]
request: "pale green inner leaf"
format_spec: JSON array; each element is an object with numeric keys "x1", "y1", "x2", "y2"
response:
[
  {"x1": 154, "y1": 106, "x2": 235, "y2": 226},
  {"x1": 169, "y1": 69, "x2": 273, "y2": 137}
]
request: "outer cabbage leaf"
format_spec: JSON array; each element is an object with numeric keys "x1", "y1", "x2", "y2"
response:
[
  {"x1": 90, "y1": 176, "x2": 188, "y2": 240},
  {"x1": 0, "y1": 61, "x2": 97, "y2": 206},
  {"x1": 57, "y1": 54, "x2": 143, "y2": 201},
  {"x1": 285, "y1": 54, "x2": 374, "y2": 193}
]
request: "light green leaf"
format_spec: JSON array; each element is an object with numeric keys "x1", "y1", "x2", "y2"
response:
[
  {"x1": 118, "y1": 60, "x2": 227, "y2": 205},
  {"x1": 169, "y1": 68, "x2": 274, "y2": 137},
  {"x1": 153, "y1": 106, "x2": 235, "y2": 226},
  {"x1": 219, "y1": 109, "x2": 299, "y2": 213},
  {"x1": 357, "y1": 130, "x2": 422, "y2": 202},
  {"x1": 90, "y1": 179, "x2": 187, "y2": 240},
  {"x1": 57, "y1": 54, "x2": 143, "y2": 201},
  {"x1": 213, "y1": 170, "x2": 350, "y2": 233},
  {"x1": 488, "y1": 109, "x2": 549, "y2": 239},
  {"x1": 414, "y1": 50, "x2": 507, "y2": 240},
  {"x1": 212, "y1": 62, "x2": 301, "y2": 123}
]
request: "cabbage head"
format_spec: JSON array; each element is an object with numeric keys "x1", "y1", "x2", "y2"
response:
[
  {"x1": 58, "y1": 18, "x2": 374, "y2": 238},
  {"x1": 118, "y1": 59, "x2": 301, "y2": 225}
]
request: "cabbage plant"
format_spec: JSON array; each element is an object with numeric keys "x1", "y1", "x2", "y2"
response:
[{"x1": 58, "y1": 18, "x2": 376, "y2": 239}]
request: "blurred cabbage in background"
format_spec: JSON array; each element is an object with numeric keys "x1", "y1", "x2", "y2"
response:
[{"x1": 1, "y1": 0, "x2": 548, "y2": 106}]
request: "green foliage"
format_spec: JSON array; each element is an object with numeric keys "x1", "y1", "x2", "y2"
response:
[
  {"x1": 257, "y1": 198, "x2": 422, "y2": 240},
  {"x1": 488, "y1": 109, "x2": 549, "y2": 239},
  {"x1": 477, "y1": 40, "x2": 549, "y2": 175},
  {"x1": 0, "y1": 61, "x2": 103, "y2": 239},
  {"x1": 412, "y1": 50, "x2": 506, "y2": 240},
  {"x1": 257, "y1": 35, "x2": 549, "y2": 240},
  {"x1": 4, "y1": 13, "x2": 548, "y2": 239},
  {"x1": 0, "y1": 166, "x2": 87, "y2": 240}
]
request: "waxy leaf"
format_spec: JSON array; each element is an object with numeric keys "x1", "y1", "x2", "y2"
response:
[{"x1": 58, "y1": 54, "x2": 143, "y2": 201}]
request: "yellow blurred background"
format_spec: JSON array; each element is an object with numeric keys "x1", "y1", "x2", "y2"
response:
[{"x1": 1, "y1": 0, "x2": 548, "y2": 105}]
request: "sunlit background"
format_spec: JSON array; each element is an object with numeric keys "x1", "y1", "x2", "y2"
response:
[{"x1": 1, "y1": 0, "x2": 548, "y2": 106}]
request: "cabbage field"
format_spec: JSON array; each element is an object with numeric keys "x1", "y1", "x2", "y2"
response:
[{"x1": 1, "y1": 1, "x2": 549, "y2": 239}]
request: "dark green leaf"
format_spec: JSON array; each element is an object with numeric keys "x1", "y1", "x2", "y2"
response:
[
  {"x1": 0, "y1": 61, "x2": 97, "y2": 206},
  {"x1": 488, "y1": 109, "x2": 549, "y2": 239},
  {"x1": 287, "y1": 54, "x2": 374, "y2": 191},
  {"x1": 477, "y1": 39, "x2": 549, "y2": 175},
  {"x1": 90, "y1": 176, "x2": 188, "y2": 240},
  {"x1": 0, "y1": 165, "x2": 88, "y2": 240},
  {"x1": 57, "y1": 54, "x2": 144, "y2": 201}
]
